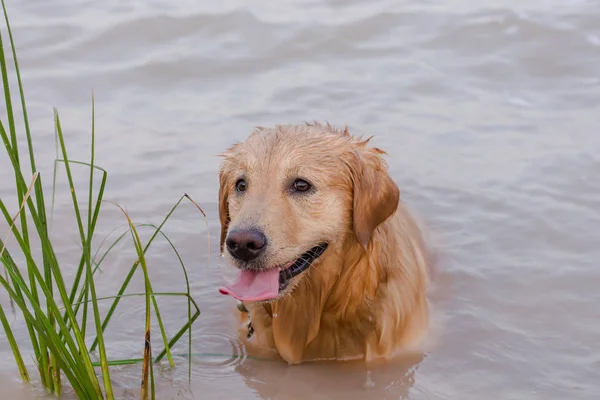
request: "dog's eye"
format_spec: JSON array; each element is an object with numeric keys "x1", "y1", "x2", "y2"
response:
[
  {"x1": 293, "y1": 179, "x2": 311, "y2": 192},
  {"x1": 235, "y1": 179, "x2": 247, "y2": 192}
]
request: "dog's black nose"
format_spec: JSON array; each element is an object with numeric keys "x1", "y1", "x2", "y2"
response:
[{"x1": 225, "y1": 229, "x2": 267, "y2": 262}]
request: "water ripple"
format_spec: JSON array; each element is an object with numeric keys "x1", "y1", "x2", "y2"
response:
[{"x1": 190, "y1": 330, "x2": 248, "y2": 380}]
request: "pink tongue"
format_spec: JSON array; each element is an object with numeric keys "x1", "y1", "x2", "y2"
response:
[{"x1": 218, "y1": 269, "x2": 280, "y2": 302}]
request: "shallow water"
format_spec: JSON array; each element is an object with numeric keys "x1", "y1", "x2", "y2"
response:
[{"x1": 1, "y1": 0, "x2": 599, "y2": 399}]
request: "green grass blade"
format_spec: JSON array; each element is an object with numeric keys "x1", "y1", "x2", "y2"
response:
[
  {"x1": 1, "y1": 118, "x2": 105, "y2": 397},
  {"x1": 110, "y1": 205, "x2": 153, "y2": 400},
  {"x1": 0, "y1": 304, "x2": 29, "y2": 381},
  {"x1": 0, "y1": 267, "x2": 92, "y2": 398},
  {"x1": 0, "y1": 237, "x2": 41, "y2": 359},
  {"x1": 87, "y1": 93, "x2": 95, "y2": 251},
  {"x1": 76, "y1": 290, "x2": 201, "y2": 365},
  {"x1": 1, "y1": 0, "x2": 36, "y2": 174},
  {"x1": 0, "y1": 200, "x2": 98, "y2": 389},
  {"x1": 91, "y1": 228, "x2": 129, "y2": 273},
  {"x1": 54, "y1": 110, "x2": 113, "y2": 399},
  {"x1": 90, "y1": 195, "x2": 189, "y2": 352},
  {"x1": 81, "y1": 93, "x2": 95, "y2": 342},
  {"x1": 144, "y1": 226, "x2": 192, "y2": 372},
  {"x1": 70, "y1": 228, "x2": 129, "y2": 332},
  {"x1": 149, "y1": 291, "x2": 174, "y2": 367},
  {"x1": 0, "y1": 222, "x2": 98, "y2": 397},
  {"x1": 55, "y1": 102, "x2": 106, "y2": 344},
  {"x1": 48, "y1": 159, "x2": 108, "y2": 343},
  {"x1": 154, "y1": 309, "x2": 200, "y2": 363},
  {"x1": 90, "y1": 194, "x2": 205, "y2": 353},
  {"x1": 0, "y1": 170, "x2": 40, "y2": 385},
  {"x1": 49, "y1": 159, "x2": 107, "y2": 302},
  {"x1": 0, "y1": 12, "x2": 16, "y2": 152},
  {"x1": 0, "y1": 3, "x2": 49, "y2": 286},
  {"x1": 180, "y1": 193, "x2": 210, "y2": 379},
  {"x1": 80, "y1": 280, "x2": 89, "y2": 339},
  {"x1": 54, "y1": 160, "x2": 107, "y2": 306},
  {"x1": 0, "y1": 12, "x2": 46, "y2": 384},
  {"x1": 0, "y1": 123, "x2": 61, "y2": 391}
]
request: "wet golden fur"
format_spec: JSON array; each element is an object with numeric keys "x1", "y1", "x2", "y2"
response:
[{"x1": 218, "y1": 123, "x2": 430, "y2": 364}]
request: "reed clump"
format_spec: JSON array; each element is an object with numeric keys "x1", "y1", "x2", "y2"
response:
[{"x1": 0, "y1": 1, "x2": 205, "y2": 398}]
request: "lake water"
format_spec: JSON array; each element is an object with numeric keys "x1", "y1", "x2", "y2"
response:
[{"x1": 0, "y1": 0, "x2": 599, "y2": 399}]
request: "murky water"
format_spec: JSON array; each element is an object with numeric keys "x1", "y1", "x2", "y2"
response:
[{"x1": 1, "y1": 0, "x2": 599, "y2": 399}]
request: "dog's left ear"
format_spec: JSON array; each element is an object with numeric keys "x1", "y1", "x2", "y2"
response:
[
  {"x1": 217, "y1": 143, "x2": 242, "y2": 254},
  {"x1": 218, "y1": 167, "x2": 231, "y2": 254},
  {"x1": 345, "y1": 145, "x2": 400, "y2": 249}
]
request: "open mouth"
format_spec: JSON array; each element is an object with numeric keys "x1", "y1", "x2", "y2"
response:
[
  {"x1": 218, "y1": 243, "x2": 329, "y2": 302},
  {"x1": 278, "y1": 243, "x2": 328, "y2": 292}
]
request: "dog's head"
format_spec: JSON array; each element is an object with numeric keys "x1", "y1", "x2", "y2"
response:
[{"x1": 217, "y1": 123, "x2": 399, "y2": 302}]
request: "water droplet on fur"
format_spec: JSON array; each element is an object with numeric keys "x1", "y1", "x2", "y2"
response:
[{"x1": 364, "y1": 371, "x2": 375, "y2": 388}]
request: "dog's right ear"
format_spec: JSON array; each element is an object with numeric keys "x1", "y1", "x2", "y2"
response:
[
  {"x1": 218, "y1": 167, "x2": 231, "y2": 255},
  {"x1": 344, "y1": 144, "x2": 400, "y2": 250}
]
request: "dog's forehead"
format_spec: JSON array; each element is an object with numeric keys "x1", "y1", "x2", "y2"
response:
[{"x1": 232, "y1": 125, "x2": 352, "y2": 171}]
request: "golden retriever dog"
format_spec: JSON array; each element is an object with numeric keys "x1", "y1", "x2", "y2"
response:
[{"x1": 217, "y1": 122, "x2": 430, "y2": 364}]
